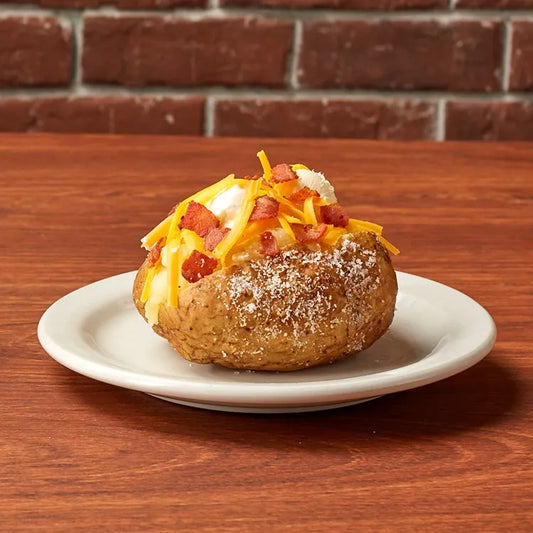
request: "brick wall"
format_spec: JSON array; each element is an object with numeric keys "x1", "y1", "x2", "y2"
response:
[{"x1": 0, "y1": 1, "x2": 532, "y2": 140}]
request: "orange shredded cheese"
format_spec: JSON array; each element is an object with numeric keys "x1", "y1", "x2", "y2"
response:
[
  {"x1": 303, "y1": 196, "x2": 318, "y2": 225},
  {"x1": 347, "y1": 218, "x2": 383, "y2": 235},
  {"x1": 272, "y1": 180, "x2": 297, "y2": 198},
  {"x1": 378, "y1": 235, "x2": 400, "y2": 255},
  {"x1": 166, "y1": 174, "x2": 236, "y2": 243},
  {"x1": 281, "y1": 214, "x2": 301, "y2": 224},
  {"x1": 257, "y1": 150, "x2": 272, "y2": 181},
  {"x1": 142, "y1": 214, "x2": 173, "y2": 250},
  {"x1": 214, "y1": 179, "x2": 262, "y2": 264},
  {"x1": 278, "y1": 214, "x2": 296, "y2": 240},
  {"x1": 323, "y1": 226, "x2": 347, "y2": 246},
  {"x1": 139, "y1": 150, "x2": 399, "y2": 309}
]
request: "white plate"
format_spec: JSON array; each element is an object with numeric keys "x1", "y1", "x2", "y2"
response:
[{"x1": 38, "y1": 271, "x2": 496, "y2": 414}]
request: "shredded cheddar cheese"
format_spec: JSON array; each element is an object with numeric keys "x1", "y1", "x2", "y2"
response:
[
  {"x1": 139, "y1": 149, "x2": 399, "y2": 309},
  {"x1": 303, "y1": 196, "x2": 318, "y2": 225},
  {"x1": 214, "y1": 178, "x2": 262, "y2": 265},
  {"x1": 323, "y1": 226, "x2": 347, "y2": 246},
  {"x1": 347, "y1": 218, "x2": 383, "y2": 235},
  {"x1": 140, "y1": 265, "x2": 158, "y2": 303},
  {"x1": 142, "y1": 214, "x2": 173, "y2": 250},
  {"x1": 166, "y1": 238, "x2": 181, "y2": 307},
  {"x1": 277, "y1": 214, "x2": 296, "y2": 240},
  {"x1": 378, "y1": 235, "x2": 400, "y2": 255},
  {"x1": 257, "y1": 150, "x2": 272, "y2": 181}
]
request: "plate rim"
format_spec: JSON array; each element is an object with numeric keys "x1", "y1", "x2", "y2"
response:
[{"x1": 37, "y1": 270, "x2": 497, "y2": 409}]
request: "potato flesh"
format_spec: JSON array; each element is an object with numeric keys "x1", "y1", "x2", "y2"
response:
[{"x1": 133, "y1": 232, "x2": 397, "y2": 371}]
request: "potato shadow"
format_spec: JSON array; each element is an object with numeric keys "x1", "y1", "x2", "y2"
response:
[{"x1": 60, "y1": 351, "x2": 523, "y2": 451}]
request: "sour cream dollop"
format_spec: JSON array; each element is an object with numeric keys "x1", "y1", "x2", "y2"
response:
[
  {"x1": 295, "y1": 169, "x2": 337, "y2": 204},
  {"x1": 206, "y1": 183, "x2": 247, "y2": 229}
]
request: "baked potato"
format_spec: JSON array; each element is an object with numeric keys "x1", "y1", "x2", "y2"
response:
[{"x1": 133, "y1": 151, "x2": 398, "y2": 371}]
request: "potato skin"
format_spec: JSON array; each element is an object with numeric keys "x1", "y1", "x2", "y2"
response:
[{"x1": 133, "y1": 231, "x2": 397, "y2": 371}]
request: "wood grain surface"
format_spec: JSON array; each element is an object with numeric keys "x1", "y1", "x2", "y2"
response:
[{"x1": 1, "y1": 134, "x2": 532, "y2": 532}]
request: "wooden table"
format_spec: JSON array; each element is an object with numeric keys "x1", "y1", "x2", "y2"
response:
[{"x1": 1, "y1": 134, "x2": 532, "y2": 532}]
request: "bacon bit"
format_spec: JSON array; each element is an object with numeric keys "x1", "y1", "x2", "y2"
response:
[
  {"x1": 167, "y1": 205, "x2": 177, "y2": 216},
  {"x1": 147, "y1": 238, "x2": 165, "y2": 266},
  {"x1": 242, "y1": 174, "x2": 261, "y2": 180},
  {"x1": 271, "y1": 163, "x2": 297, "y2": 184},
  {"x1": 204, "y1": 227, "x2": 230, "y2": 252},
  {"x1": 249, "y1": 195, "x2": 280, "y2": 222},
  {"x1": 292, "y1": 223, "x2": 328, "y2": 243},
  {"x1": 320, "y1": 203, "x2": 349, "y2": 228},
  {"x1": 258, "y1": 231, "x2": 280, "y2": 257},
  {"x1": 181, "y1": 250, "x2": 218, "y2": 283},
  {"x1": 287, "y1": 187, "x2": 320, "y2": 203},
  {"x1": 180, "y1": 201, "x2": 219, "y2": 237}
]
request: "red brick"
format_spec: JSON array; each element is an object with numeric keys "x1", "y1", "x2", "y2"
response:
[
  {"x1": 221, "y1": 0, "x2": 445, "y2": 7},
  {"x1": 298, "y1": 20, "x2": 502, "y2": 92},
  {"x1": 510, "y1": 21, "x2": 533, "y2": 91},
  {"x1": 214, "y1": 99, "x2": 436, "y2": 139},
  {"x1": 0, "y1": 97, "x2": 205, "y2": 135},
  {"x1": 83, "y1": 16, "x2": 293, "y2": 88},
  {"x1": 445, "y1": 101, "x2": 533, "y2": 141},
  {"x1": 0, "y1": 16, "x2": 71, "y2": 87},
  {"x1": 0, "y1": 99, "x2": 33, "y2": 131},
  {"x1": 0, "y1": 0, "x2": 204, "y2": 7},
  {"x1": 455, "y1": 1, "x2": 533, "y2": 7}
]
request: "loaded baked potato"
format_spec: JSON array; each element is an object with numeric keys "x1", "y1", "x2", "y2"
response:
[{"x1": 133, "y1": 151, "x2": 398, "y2": 371}]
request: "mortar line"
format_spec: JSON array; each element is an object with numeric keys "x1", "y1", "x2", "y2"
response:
[
  {"x1": 2, "y1": 87, "x2": 533, "y2": 102},
  {"x1": 288, "y1": 19, "x2": 302, "y2": 90},
  {"x1": 2, "y1": 6, "x2": 533, "y2": 21},
  {"x1": 435, "y1": 99, "x2": 446, "y2": 142},
  {"x1": 204, "y1": 96, "x2": 215, "y2": 137},
  {"x1": 502, "y1": 19, "x2": 513, "y2": 92},
  {"x1": 67, "y1": 10, "x2": 84, "y2": 94}
]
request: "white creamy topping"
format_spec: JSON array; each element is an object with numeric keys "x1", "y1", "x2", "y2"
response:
[
  {"x1": 295, "y1": 169, "x2": 337, "y2": 204},
  {"x1": 206, "y1": 183, "x2": 246, "y2": 229}
]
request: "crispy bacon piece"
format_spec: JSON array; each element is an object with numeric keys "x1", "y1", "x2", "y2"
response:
[
  {"x1": 181, "y1": 250, "x2": 218, "y2": 283},
  {"x1": 249, "y1": 195, "x2": 279, "y2": 222},
  {"x1": 180, "y1": 201, "x2": 220, "y2": 237},
  {"x1": 242, "y1": 174, "x2": 261, "y2": 180},
  {"x1": 258, "y1": 231, "x2": 280, "y2": 257},
  {"x1": 204, "y1": 227, "x2": 230, "y2": 252},
  {"x1": 320, "y1": 203, "x2": 349, "y2": 228},
  {"x1": 292, "y1": 223, "x2": 328, "y2": 243},
  {"x1": 271, "y1": 163, "x2": 297, "y2": 184},
  {"x1": 287, "y1": 187, "x2": 320, "y2": 203},
  {"x1": 147, "y1": 238, "x2": 165, "y2": 266}
]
